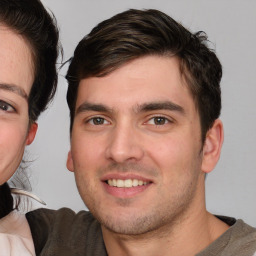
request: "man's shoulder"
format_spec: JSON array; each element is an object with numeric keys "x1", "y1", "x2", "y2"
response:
[
  {"x1": 198, "y1": 216, "x2": 256, "y2": 256},
  {"x1": 217, "y1": 215, "x2": 256, "y2": 243},
  {"x1": 227, "y1": 218, "x2": 256, "y2": 255},
  {"x1": 26, "y1": 208, "x2": 106, "y2": 256}
]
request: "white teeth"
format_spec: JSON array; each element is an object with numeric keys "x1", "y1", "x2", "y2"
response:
[
  {"x1": 132, "y1": 179, "x2": 138, "y2": 186},
  {"x1": 124, "y1": 179, "x2": 133, "y2": 188},
  {"x1": 116, "y1": 180, "x2": 124, "y2": 188},
  {"x1": 138, "y1": 180, "x2": 143, "y2": 186},
  {"x1": 107, "y1": 179, "x2": 149, "y2": 188}
]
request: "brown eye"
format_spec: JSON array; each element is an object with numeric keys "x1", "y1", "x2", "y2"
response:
[
  {"x1": 0, "y1": 100, "x2": 14, "y2": 112},
  {"x1": 87, "y1": 117, "x2": 109, "y2": 125},
  {"x1": 93, "y1": 117, "x2": 105, "y2": 125},
  {"x1": 153, "y1": 117, "x2": 167, "y2": 125}
]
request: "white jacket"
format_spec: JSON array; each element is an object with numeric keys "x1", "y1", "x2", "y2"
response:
[{"x1": 0, "y1": 211, "x2": 35, "y2": 256}]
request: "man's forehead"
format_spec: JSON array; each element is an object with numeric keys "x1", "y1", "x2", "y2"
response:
[{"x1": 76, "y1": 55, "x2": 195, "y2": 108}]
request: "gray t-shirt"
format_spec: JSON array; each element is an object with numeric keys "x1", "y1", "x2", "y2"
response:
[
  {"x1": 26, "y1": 208, "x2": 256, "y2": 256},
  {"x1": 197, "y1": 216, "x2": 256, "y2": 256}
]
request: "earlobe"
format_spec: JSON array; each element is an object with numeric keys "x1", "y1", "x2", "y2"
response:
[
  {"x1": 66, "y1": 151, "x2": 74, "y2": 172},
  {"x1": 201, "y1": 119, "x2": 224, "y2": 174},
  {"x1": 26, "y1": 122, "x2": 38, "y2": 145}
]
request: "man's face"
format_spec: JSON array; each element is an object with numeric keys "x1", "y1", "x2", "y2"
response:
[{"x1": 67, "y1": 55, "x2": 206, "y2": 235}]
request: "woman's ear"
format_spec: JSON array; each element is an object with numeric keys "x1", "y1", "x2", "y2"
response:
[
  {"x1": 26, "y1": 122, "x2": 38, "y2": 145},
  {"x1": 66, "y1": 151, "x2": 74, "y2": 172},
  {"x1": 201, "y1": 119, "x2": 224, "y2": 174}
]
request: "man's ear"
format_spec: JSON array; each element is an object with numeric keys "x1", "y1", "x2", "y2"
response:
[
  {"x1": 66, "y1": 151, "x2": 74, "y2": 172},
  {"x1": 201, "y1": 119, "x2": 224, "y2": 174},
  {"x1": 26, "y1": 122, "x2": 38, "y2": 145}
]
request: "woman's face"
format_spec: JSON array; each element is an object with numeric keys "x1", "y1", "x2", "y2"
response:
[{"x1": 0, "y1": 24, "x2": 37, "y2": 184}]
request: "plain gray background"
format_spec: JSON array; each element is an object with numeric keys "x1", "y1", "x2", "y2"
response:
[{"x1": 26, "y1": 0, "x2": 256, "y2": 226}]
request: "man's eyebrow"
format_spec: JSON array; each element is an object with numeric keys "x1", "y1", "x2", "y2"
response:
[
  {"x1": 0, "y1": 83, "x2": 28, "y2": 100},
  {"x1": 76, "y1": 102, "x2": 112, "y2": 115},
  {"x1": 137, "y1": 101, "x2": 185, "y2": 114}
]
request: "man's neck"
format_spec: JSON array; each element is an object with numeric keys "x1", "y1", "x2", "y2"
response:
[{"x1": 102, "y1": 210, "x2": 229, "y2": 256}]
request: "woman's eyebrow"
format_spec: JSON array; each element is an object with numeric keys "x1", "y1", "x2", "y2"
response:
[{"x1": 0, "y1": 83, "x2": 28, "y2": 100}]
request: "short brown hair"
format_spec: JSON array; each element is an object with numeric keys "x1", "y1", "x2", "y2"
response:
[{"x1": 66, "y1": 9, "x2": 222, "y2": 141}]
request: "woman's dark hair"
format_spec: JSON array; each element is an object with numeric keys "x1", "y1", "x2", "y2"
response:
[
  {"x1": 66, "y1": 9, "x2": 222, "y2": 141},
  {"x1": 0, "y1": 0, "x2": 60, "y2": 218}
]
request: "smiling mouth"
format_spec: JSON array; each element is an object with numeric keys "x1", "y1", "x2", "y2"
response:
[{"x1": 106, "y1": 179, "x2": 150, "y2": 188}]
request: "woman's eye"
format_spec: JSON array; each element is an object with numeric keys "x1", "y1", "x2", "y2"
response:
[
  {"x1": 0, "y1": 100, "x2": 14, "y2": 112},
  {"x1": 148, "y1": 116, "x2": 169, "y2": 125},
  {"x1": 88, "y1": 117, "x2": 108, "y2": 125}
]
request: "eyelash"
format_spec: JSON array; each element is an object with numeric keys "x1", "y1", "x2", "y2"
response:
[{"x1": 0, "y1": 100, "x2": 15, "y2": 113}]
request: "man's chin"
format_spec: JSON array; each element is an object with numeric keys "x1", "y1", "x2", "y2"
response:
[{"x1": 97, "y1": 210, "x2": 164, "y2": 236}]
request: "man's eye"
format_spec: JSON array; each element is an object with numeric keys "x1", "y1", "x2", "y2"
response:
[
  {"x1": 148, "y1": 116, "x2": 169, "y2": 125},
  {"x1": 0, "y1": 100, "x2": 14, "y2": 112},
  {"x1": 88, "y1": 117, "x2": 108, "y2": 125}
]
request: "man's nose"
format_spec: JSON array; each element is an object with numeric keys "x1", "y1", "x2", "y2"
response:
[{"x1": 105, "y1": 123, "x2": 144, "y2": 163}]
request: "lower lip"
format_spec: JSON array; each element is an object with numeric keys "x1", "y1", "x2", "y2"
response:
[{"x1": 102, "y1": 182, "x2": 151, "y2": 198}]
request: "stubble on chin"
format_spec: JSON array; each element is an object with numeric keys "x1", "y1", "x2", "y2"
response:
[{"x1": 76, "y1": 161, "x2": 200, "y2": 237}]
